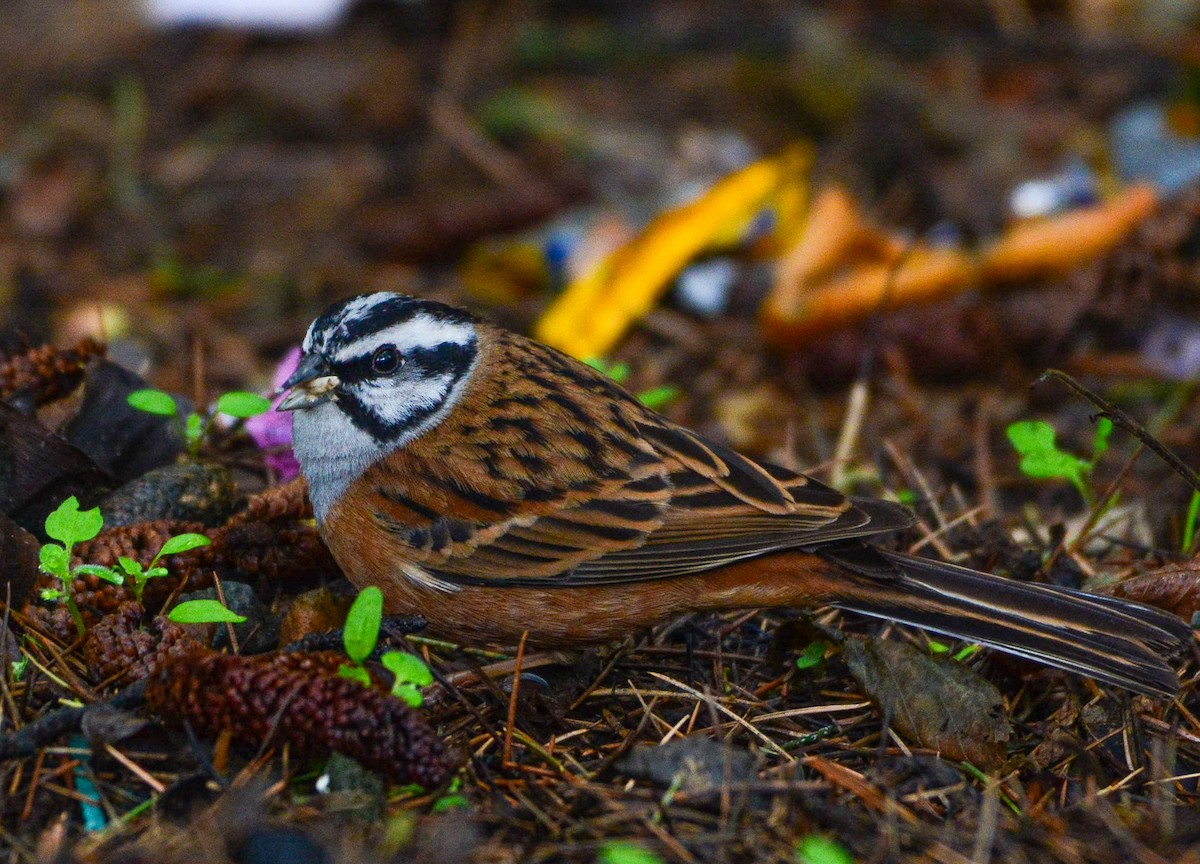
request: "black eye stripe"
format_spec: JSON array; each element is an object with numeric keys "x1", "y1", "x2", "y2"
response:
[{"x1": 334, "y1": 340, "x2": 475, "y2": 383}]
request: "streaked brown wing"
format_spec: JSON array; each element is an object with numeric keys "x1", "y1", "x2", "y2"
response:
[
  {"x1": 379, "y1": 441, "x2": 911, "y2": 587},
  {"x1": 363, "y1": 325, "x2": 911, "y2": 588}
]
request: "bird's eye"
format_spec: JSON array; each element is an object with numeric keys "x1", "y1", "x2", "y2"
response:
[{"x1": 371, "y1": 346, "x2": 402, "y2": 375}]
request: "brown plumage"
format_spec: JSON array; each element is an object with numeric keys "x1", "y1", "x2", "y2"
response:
[{"x1": 282, "y1": 293, "x2": 1191, "y2": 698}]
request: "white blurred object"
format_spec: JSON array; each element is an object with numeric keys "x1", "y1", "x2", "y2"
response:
[
  {"x1": 144, "y1": 0, "x2": 351, "y2": 30},
  {"x1": 675, "y1": 258, "x2": 736, "y2": 318},
  {"x1": 1009, "y1": 159, "x2": 1098, "y2": 219}
]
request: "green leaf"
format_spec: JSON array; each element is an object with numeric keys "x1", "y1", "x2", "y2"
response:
[
  {"x1": 1005, "y1": 421, "x2": 1088, "y2": 486},
  {"x1": 343, "y1": 586, "x2": 383, "y2": 664},
  {"x1": 73, "y1": 564, "x2": 122, "y2": 585},
  {"x1": 381, "y1": 651, "x2": 433, "y2": 687},
  {"x1": 40, "y1": 588, "x2": 64, "y2": 601},
  {"x1": 794, "y1": 640, "x2": 826, "y2": 670},
  {"x1": 953, "y1": 643, "x2": 982, "y2": 662},
  {"x1": 117, "y1": 556, "x2": 143, "y2": 576},
  {"x1": 599, "y1": 841, "x2": 665, "y2": 864},
  {"x1": 39, "y1": 544, "x2": 68, "y2": 577},
  {"x1": 1091, "y1": 416, "x2": 1113, "y2": 461},
  {"x1": 168, "y1": 599, "x2": 246, "y2": 624},
  {"x1": 393, "y1": 683, "x2": 423, "y2": 708},
  {"x1": 144, "y1": 567, "x2": 168, "y2": 579},
  {"x1": 157, "y1": 533, "x2": 211, "y2": 557},
  {"x1": 636, "y1": 385, "x2": 680, "y2": 411},
  {"x1": 430, "y1": 794, "x2": 468, "y2": 813},
  {"x1": 215, "y1": 391, "x2": 271, "y2": 418},
  {"x1": 795, "y1": 836, "x2": 853, "y2": 864},
  {"x1": 337, "y1": 663, "x2": 372, "y2": 686},
  {"x1": 927, "y1": 640, "x2": 950, "y2": 654},
  {"x1": 44, "y1": 496, "x2": 103, "y2": 546},
  {"x1": 184, "y1": 413, "x2": 204, "y2": 445},
  {"x1": 126, "y1": 389, "x2": 178, "y2": 417},
  {"x1": 585, "y1": 357, "x2": 630, "y2": 384}
]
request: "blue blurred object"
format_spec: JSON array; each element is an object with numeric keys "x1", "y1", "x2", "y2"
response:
[
  {"x1": 1142, "y1": 317, "x2": 1200, "y2": 380},
  {"x1": 1111, "y1": 103, "x2": 1200, "y2": 195}
]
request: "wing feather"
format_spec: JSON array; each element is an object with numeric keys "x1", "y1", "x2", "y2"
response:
[{"x1": 359, "y1": 324, "x2": 912, "y2": 590}]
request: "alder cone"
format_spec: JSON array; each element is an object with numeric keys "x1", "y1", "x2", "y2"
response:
[
  {"x1": 144, "y1": 650, "x2": 454, "y2": 788},
  {"x1": 0, "y1": 337, "x2": 105, "y2": 405},
  {"x1": 83, "y1": 601, "x2": 202, "y2": 687}
]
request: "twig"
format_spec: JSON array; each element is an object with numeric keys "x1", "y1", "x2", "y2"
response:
[
  {"x1": 502, "y1": 630, "x2": 528, "y2": 767},
  {"x1": 1035, "y1": 369, "x2": 1200, "y2": 494},
  {"x1": 0, "y1": 681, "x2": 146, "y2": 762}
]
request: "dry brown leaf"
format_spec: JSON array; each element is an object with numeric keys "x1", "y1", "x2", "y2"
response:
[
  {"x1": 844, "y1": 636, "x2": 1011, "y2": 769},
  {"x1": 1102, "y1": 562, "x2": 1200, "y2": 623}
]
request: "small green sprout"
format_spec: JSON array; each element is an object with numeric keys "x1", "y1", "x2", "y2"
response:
[
  {"x1": 928, "y1": 639, "x2": 982, "y2": 662},
  {"x1": 1006, "y1": 416, "x2": 1113, "y2": 506},
  {"x1": 1183, "y1": 490, "x2": 1200, "y2": 555},
  {"x1": 794, "y1": 639, "x2": 826, "y2": 671},
  {"x1": 39, "y1": 497, "x2": 118, "y2": 637},
  {"x1": 38, "y1": 497, "x2": 214, "y2": 636},
  {"x1": 795, "y1": 835, "x2": 854, "y2": 864},
  {"x1": 586, "y1": 358, "x2": 680, "y2": 411},
  {"x1": 429, "y1": 776, "x2": 468, "y2": 812},
  {"x1": 168, "y1": 599, "x2": 246, "y2": 625},
  {"x1": 635, "y1": 385, "x2": 681, "y2": 411},
  {"x1": 381, "y1": 651, "x2": 434, "y2": 707},
  {"x1": 585, "y1": 358, "x2": 630, "y2": 383},
  {"x1": 339, "y1": 587, "x2": 434, "y2": 706},
  {"x1": 598, "y1": 841, "x2": 665, "y2": 864},
  {"x1": 10, "y1": 639, "x2": 29, "y2": 683},
  {"x1": 119, "y1": 532, "x2": 210, "y2": 603},
  {"x1": 894, "y1": 488, "x2": 917, "y2": 507},
  {"x1": 127, "y1": 388, "x2": 271, "y2": 459}
]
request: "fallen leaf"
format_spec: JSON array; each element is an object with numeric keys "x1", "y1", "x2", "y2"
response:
[
  {"x1": 844, "y1": 636, "x2": 1010, "y2": 769},
  {"x1": 1102, "y1": 562, "x2": 1200, "y2": 623}
]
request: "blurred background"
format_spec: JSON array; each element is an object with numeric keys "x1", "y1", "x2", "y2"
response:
[{"x1": 4, "y1": 0, "x2": 1200, "y2": 498}]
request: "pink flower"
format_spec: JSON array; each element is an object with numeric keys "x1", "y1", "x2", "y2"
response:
[{"x1": 246, "y1": 347, "x2": 302, "y2": 481}]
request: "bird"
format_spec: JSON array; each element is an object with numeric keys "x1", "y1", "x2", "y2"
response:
[{"x1": 277, "y1": 292, "x2": 1190, "y2": 698}]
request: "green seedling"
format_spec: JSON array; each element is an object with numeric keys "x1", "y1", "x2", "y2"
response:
[
  {"x1": 118, "y1": 532, "x2": 210, "y2": 603},
  {"x1": 928, "y1": 640, "x2": 982, "y2": 662},
  {"x1": 794, "y1": 639, "x2": 826, "y2": 671},
  {"x1": 1183, "y1": 490, "x2": 1200, "y2": 555},
  {"x1": 38, "y1": 497, "x2": 215, "y2": 636},
  {"x1": 127, "y1": 388, "x2": 270, "y2": 459},
  {"x1": 429, "y1": 776, "x2": 468, "y2": 812},
  {"x1": 1006, "y1": 417, "x2": 1113, "y2": 506},
  {"x1": 598, "y1": 841, "x2": 665, "y2": 864},
  {"x1": 795, "y1": 835, "x2": 853, "y2": 864},
  {"x1": 168, "y1": 599, "x2": 246, "y2": 625},
  {"x1": 10, "y1": 639, "x2": 29, "y2": 683},
  {"x1": 339, "y1": 586, "x2": 434, "y2": 706},
  {"x1": 39, "y1": 497, "x2": 117, "y2": 637},
  {"x1": 586, "y1": 358, "x2": 681, "y2": 411}
]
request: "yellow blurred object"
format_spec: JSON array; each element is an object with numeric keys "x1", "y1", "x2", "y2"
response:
[{"x1": 535, "y1": 145, "x2": 813, "y2": 358}]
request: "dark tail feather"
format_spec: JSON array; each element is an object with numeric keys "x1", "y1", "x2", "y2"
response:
[{"x1": 828, "y1": 549, "x2": 1191, "y2": 698}]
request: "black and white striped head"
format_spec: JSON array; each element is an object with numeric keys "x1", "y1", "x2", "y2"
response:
[{"x1": 279, "y1": 293, "x2": 480, "y2": 519}]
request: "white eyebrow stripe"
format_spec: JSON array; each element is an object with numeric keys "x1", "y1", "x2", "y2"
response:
[{"x1": 332, "y1": 313, "x2": 475, "y2": 363}]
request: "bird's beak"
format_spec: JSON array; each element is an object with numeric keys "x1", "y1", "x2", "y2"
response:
[{"x1": 276, "y1": 353, "x2": 340, "y2": 412}]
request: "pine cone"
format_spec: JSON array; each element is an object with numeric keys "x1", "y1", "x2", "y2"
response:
[
  {"x1": 145, "y1": 650, "x2": 455, "y2": 788},
  {"x1": 83, "y1": 601, "x2": 203, "y2": 687},
  {"x1": 0, "y1": 337, "x2": 105, "y2": 406}
]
